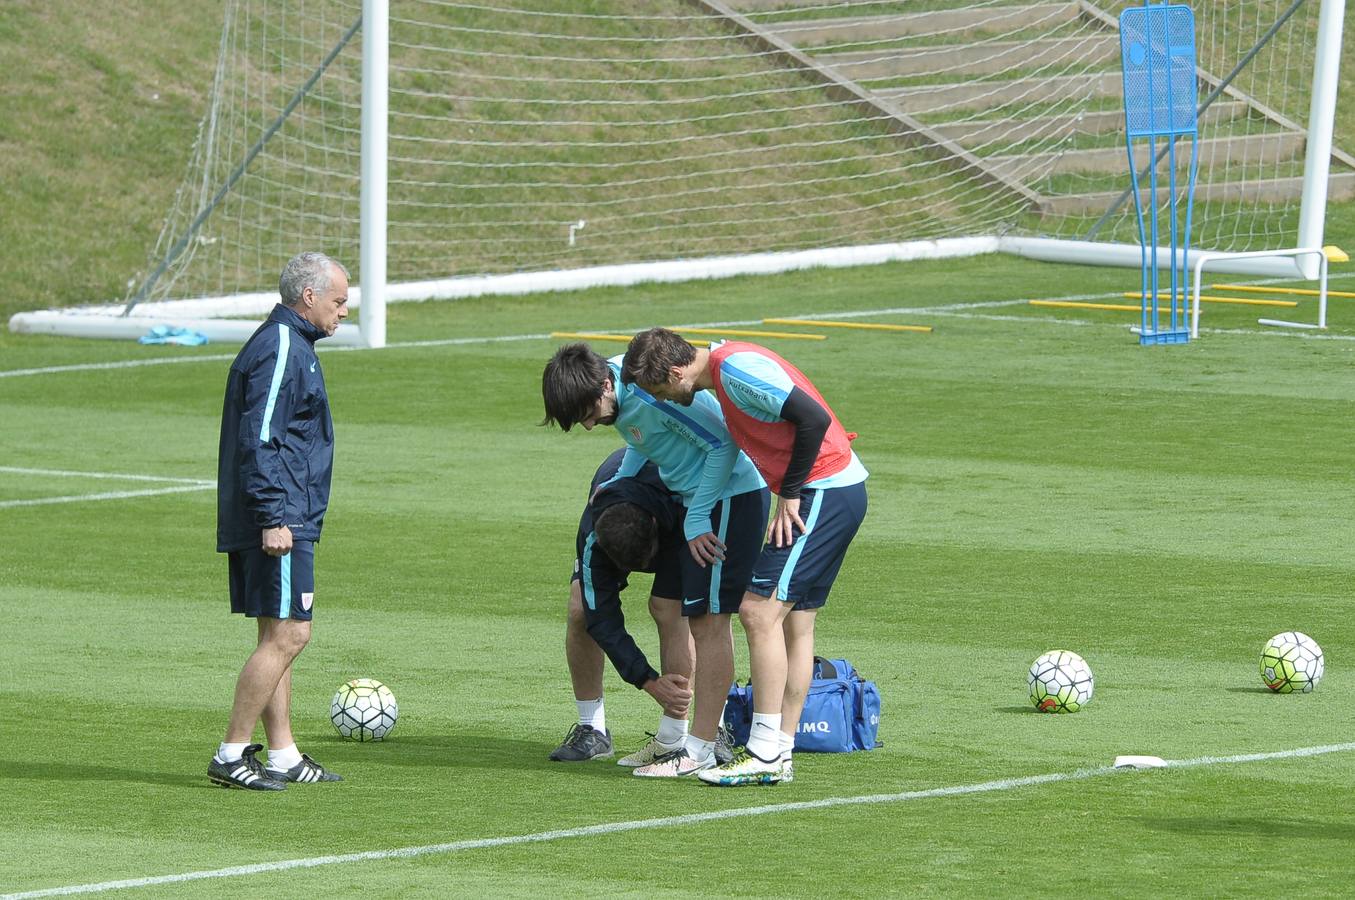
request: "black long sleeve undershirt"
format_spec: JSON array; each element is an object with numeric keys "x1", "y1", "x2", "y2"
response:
[{"x1": 779, "y1": 386, "x2": 831, "y2": 499}]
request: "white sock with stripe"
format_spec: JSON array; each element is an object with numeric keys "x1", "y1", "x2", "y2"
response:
[
  {"x1": 683, "y1": 735, "x2": 715, "y2": 763},
  {"x1": 655, "y1": 714, "x2": 689, "y2": 747},
  {"x1": 267, "y1": 743, "x2": 302, "y2": 771},
  {"x1": 576, "y1": 697, "x2": 606, "y2": 733},
  {"x1": 746, "y1": 713, "x2": 782, "y2": 762},
  {"x1": 217, "y1": 742, "x2": 249, "y2": 764}
]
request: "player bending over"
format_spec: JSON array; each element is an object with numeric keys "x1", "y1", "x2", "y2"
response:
[
  {"x1": 551, "y1": 448, "x2": 732, "y2": 768},
  {"x1": 623, "y1": 328, "x2": 868, "y2": 786},
  {"x1": 543, "y1": 344, "x2": 768, "y2": 777}
]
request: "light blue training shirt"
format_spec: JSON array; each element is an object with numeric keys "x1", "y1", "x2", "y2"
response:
[{"x1": 604, "y1": 356, "x2": 765, "y2": 541}]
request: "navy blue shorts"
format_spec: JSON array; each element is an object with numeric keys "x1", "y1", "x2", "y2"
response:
[
  {"x1": 747, "y1": 482, "x2": 867, "y2": 610},
  {"x1": 228, "y1": 541, "x2": 316, "y2": 620},
  {"x1": 679, "y1": 488, "x2": 770, "y2": 617}
]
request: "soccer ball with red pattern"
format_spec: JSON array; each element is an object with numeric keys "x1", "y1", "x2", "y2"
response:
[
  {"x1": 1260, "y1": 632, "x2": 1323, "y2": 693},
  {"x1": 1028, "y1": 650, "x2": 1094, "y2": 713}
]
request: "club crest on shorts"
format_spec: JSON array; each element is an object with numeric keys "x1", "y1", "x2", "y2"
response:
[{"x1": 301, "y1": 592, "x2": 314, "y2": 611}]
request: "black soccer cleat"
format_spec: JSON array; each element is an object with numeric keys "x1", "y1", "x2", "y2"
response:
[
  {"x1": 208, "y1": 744, "x2": 287, "y2": 791},
  {"x1": 267, "y1": 753, "x2": 342, "y2": 783},
  {"x1": 548, "y1": 724, "x2": 613, "y2": 761}
]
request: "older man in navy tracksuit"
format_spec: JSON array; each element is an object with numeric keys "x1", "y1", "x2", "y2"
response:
[{"x1": 208, "y1": 251, "x2": 349, "y2": 791}]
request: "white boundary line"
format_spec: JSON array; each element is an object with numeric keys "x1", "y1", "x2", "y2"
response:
[
  {"x1": 6, "y1": 741, "x2": 1353, "y2": 899},
  {"x1": 0, "y1": 354, "x2": 239, "y2": 379},
  {"x1": 0, "y1": 484, "x2": 214, "y2": 510},
  {"x1": 6, "y1": 272, "x2": 1354, "y2": 380},
  {"x1": 0, "y1": 467, "x2": 215, "y2": 510},
  {"x1": 0, "y1": 467, "x2": 214, "y2": 485}
]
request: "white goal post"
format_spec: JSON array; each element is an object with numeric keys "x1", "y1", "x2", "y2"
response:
[{"x1": 9, "y1": 0, "x2": 1349, "y2": 345}]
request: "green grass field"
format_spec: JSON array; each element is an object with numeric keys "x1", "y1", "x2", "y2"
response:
[
  {"x1": 4, "y1": 1, "x2": 1355, "y2": 895},
  {"x1": 4, "y1": 253, "x2": 1355, "y2": 897}
]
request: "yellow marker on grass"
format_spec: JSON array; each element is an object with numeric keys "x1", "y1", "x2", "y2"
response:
[
  {"x1": 762, "y1": 318, "x2": 932, "y2": 333},
  {"x1": 1029, "y1": 300, "x2": 1141, "y2": 312},
  {"x1": 673, "y1": 327, "x2": 825, "y2": 341},
  {"x1": 551, "y1": 332, "x2": 711, "y2": 348},
  {"x1": 1122, "y1": 293, "x2": 1296, "y2": 308},
  {"x1": 1210, "y1": 284, "x2": 1355, "y2": 300}
]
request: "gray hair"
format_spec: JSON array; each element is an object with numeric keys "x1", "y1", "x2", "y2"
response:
[{"x1": 279, "y1": 251, "x2": 348, "y2": 307}]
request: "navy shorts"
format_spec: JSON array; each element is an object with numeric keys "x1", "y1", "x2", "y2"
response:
[
  {"x1": 747, "y1": 482, "x2": 867, "y2": 610},
  {"x1": 679, "y1": 488, "x2": 770, "y2": 617},
  {"x1": 228, "y1": 541, "x2": 316, "y2": 620}
]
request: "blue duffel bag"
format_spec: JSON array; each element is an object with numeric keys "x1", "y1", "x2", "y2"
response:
[{"x1": 724, "y1": 656, "x2": 881, "y2": 752}]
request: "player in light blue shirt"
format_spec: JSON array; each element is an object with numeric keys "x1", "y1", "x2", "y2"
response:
[
  {"x1": 542, "y1": 343, "x2": 769, "y2": 778},
  {"x1": 623, "y1": 329, "x2": 871, "y2": 787}
]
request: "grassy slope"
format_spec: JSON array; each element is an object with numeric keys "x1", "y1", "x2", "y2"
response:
[
  {"x1": 3, "y1": 255, "x2": 1355, "y2": 895},
  {"x1": 0, "y1": 1, "x2": 223, "y2": 320},
  {"x1": 0, "y1": 1, "x2": 1351, "y2": 324}
]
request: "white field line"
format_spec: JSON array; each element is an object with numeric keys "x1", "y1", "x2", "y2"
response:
[
  {"x1": 0, "y1": 353, "x2": 239, "y2": 379},
  {"x1": 0, "y1": 467, "x2": 215, "y2": 510},
  {"x1": 0, "y1": 467, "x2": 213, "y2": 485},
  {"x1": 5, "y1": 741, "x2": 1353, "y2": 899},
  {"x1": 0, "y1": 484, "x2": 214, "y2": 510},
  {"x1": 6, "y1": 272, "x2": 1355, "y2": 380}
]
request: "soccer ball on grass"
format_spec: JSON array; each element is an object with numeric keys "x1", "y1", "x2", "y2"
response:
[
  {"x1": 1260, "y1": 632, "x2": 1324, "y2": 693},
  {"x1": 1028, "y1": 650, "x2": 1094, "y2": 713},
  {"x1": 331, "y1": 678, "x2": 399, "y2": 741}
]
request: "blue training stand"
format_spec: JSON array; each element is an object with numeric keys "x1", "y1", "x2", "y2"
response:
[{"x1": 1120, "y1": 2, "x2": 1200, "y2": 345}]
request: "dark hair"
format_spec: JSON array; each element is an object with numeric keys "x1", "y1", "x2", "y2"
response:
[
  {"x1": 620, "y1": 327, "x2": 696, "y2": 388},
  {"x1": 594, "y1": 503, "x2": 659, "y2": 572},
  {"x1": 541, "y1": 343, "x2": 610, "y2": 431}
]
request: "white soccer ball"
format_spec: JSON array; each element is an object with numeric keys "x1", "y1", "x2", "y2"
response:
[
  {"x1": 1028, "y1": 650, "x2": 1094, "y2": 713},
  {"x1": 1260, "y1": 632, "x2": 1324, "y2": 693},
  {"x1": 331, "y1": 677, "x2": 399, "y2": 741}
]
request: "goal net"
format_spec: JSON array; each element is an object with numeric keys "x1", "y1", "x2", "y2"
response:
[{"x1": 26, "y1": 0, "x2": 1350, "y2": 343}]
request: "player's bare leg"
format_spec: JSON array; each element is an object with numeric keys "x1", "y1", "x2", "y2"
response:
[
  {"x1": 780, "y1": 609, "x2": 817, "y2": 734},
  {"x1": 699, "y1": 593, "x2": 788, "y2": 785},
  {"x1": 777, "y1": 609, "x2": 817, "y2": 782},
  {"x1": 649, "y1": 593, "x2": 694, "y2": 714},
  {"x1": 633, "y1": 611, "x2": 731, "y2": 777},
  {"x1": 619, "y1": 595, "x2": 698, "y2": 769},
  {"x1": 260, "y1": 662, "x2": 295, "y2": 750},
  {"x1": 553, "y1": 581, "x2": 613, "y2": 761},
  {"x1": 225, "y1": 617, "x2": 310, "y2": 744},
  {"x1": 210, "y1": 617, "x2": 309, "y2": 790},
  {"x1": 739, "y1": 592, "x2": 792, "y2": 752},
  {"x1": 687, "y1": 612, "x2": 733, "y2": 743},
  {"x1": 565, "y1": 580, "x2": 605, "y2": 701}
]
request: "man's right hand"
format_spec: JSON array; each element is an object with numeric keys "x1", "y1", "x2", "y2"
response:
[
  {"x1": 686, "y1": 531, "x2": 726, "y2": 568},
  {"x1": 643, "y1": 673, "x2": 693, "y2": 717},
  {"x1": 262, "y1": 525, "x2": 294, "y2": 557}
]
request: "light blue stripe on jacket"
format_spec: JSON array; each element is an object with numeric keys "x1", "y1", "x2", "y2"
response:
[{"x1": 259, "y1": 324, "x2": 291, "y2": 442}]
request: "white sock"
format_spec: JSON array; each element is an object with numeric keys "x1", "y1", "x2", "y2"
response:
[
  {"x1": 576, "y1": 697, "x2": 606, "y2": 733},
  {"x1": 267, "y1": 743, "x2": 302, "y2": 770},
  {"x1": 655, "y1": 714, "x2": 689, "y2": 747},
  {"x1": 684, "y1": 734, "x2": 714, "y2": 763},
  {"x1": 778, "y1": 730, "x2": 796, "y2": 759},
  {"x1": 217, "y1": 741, "x2": 249, "y2": 763},
  {"x1": 747, "y1": 713, "x2": 782, "y2": 761}
]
